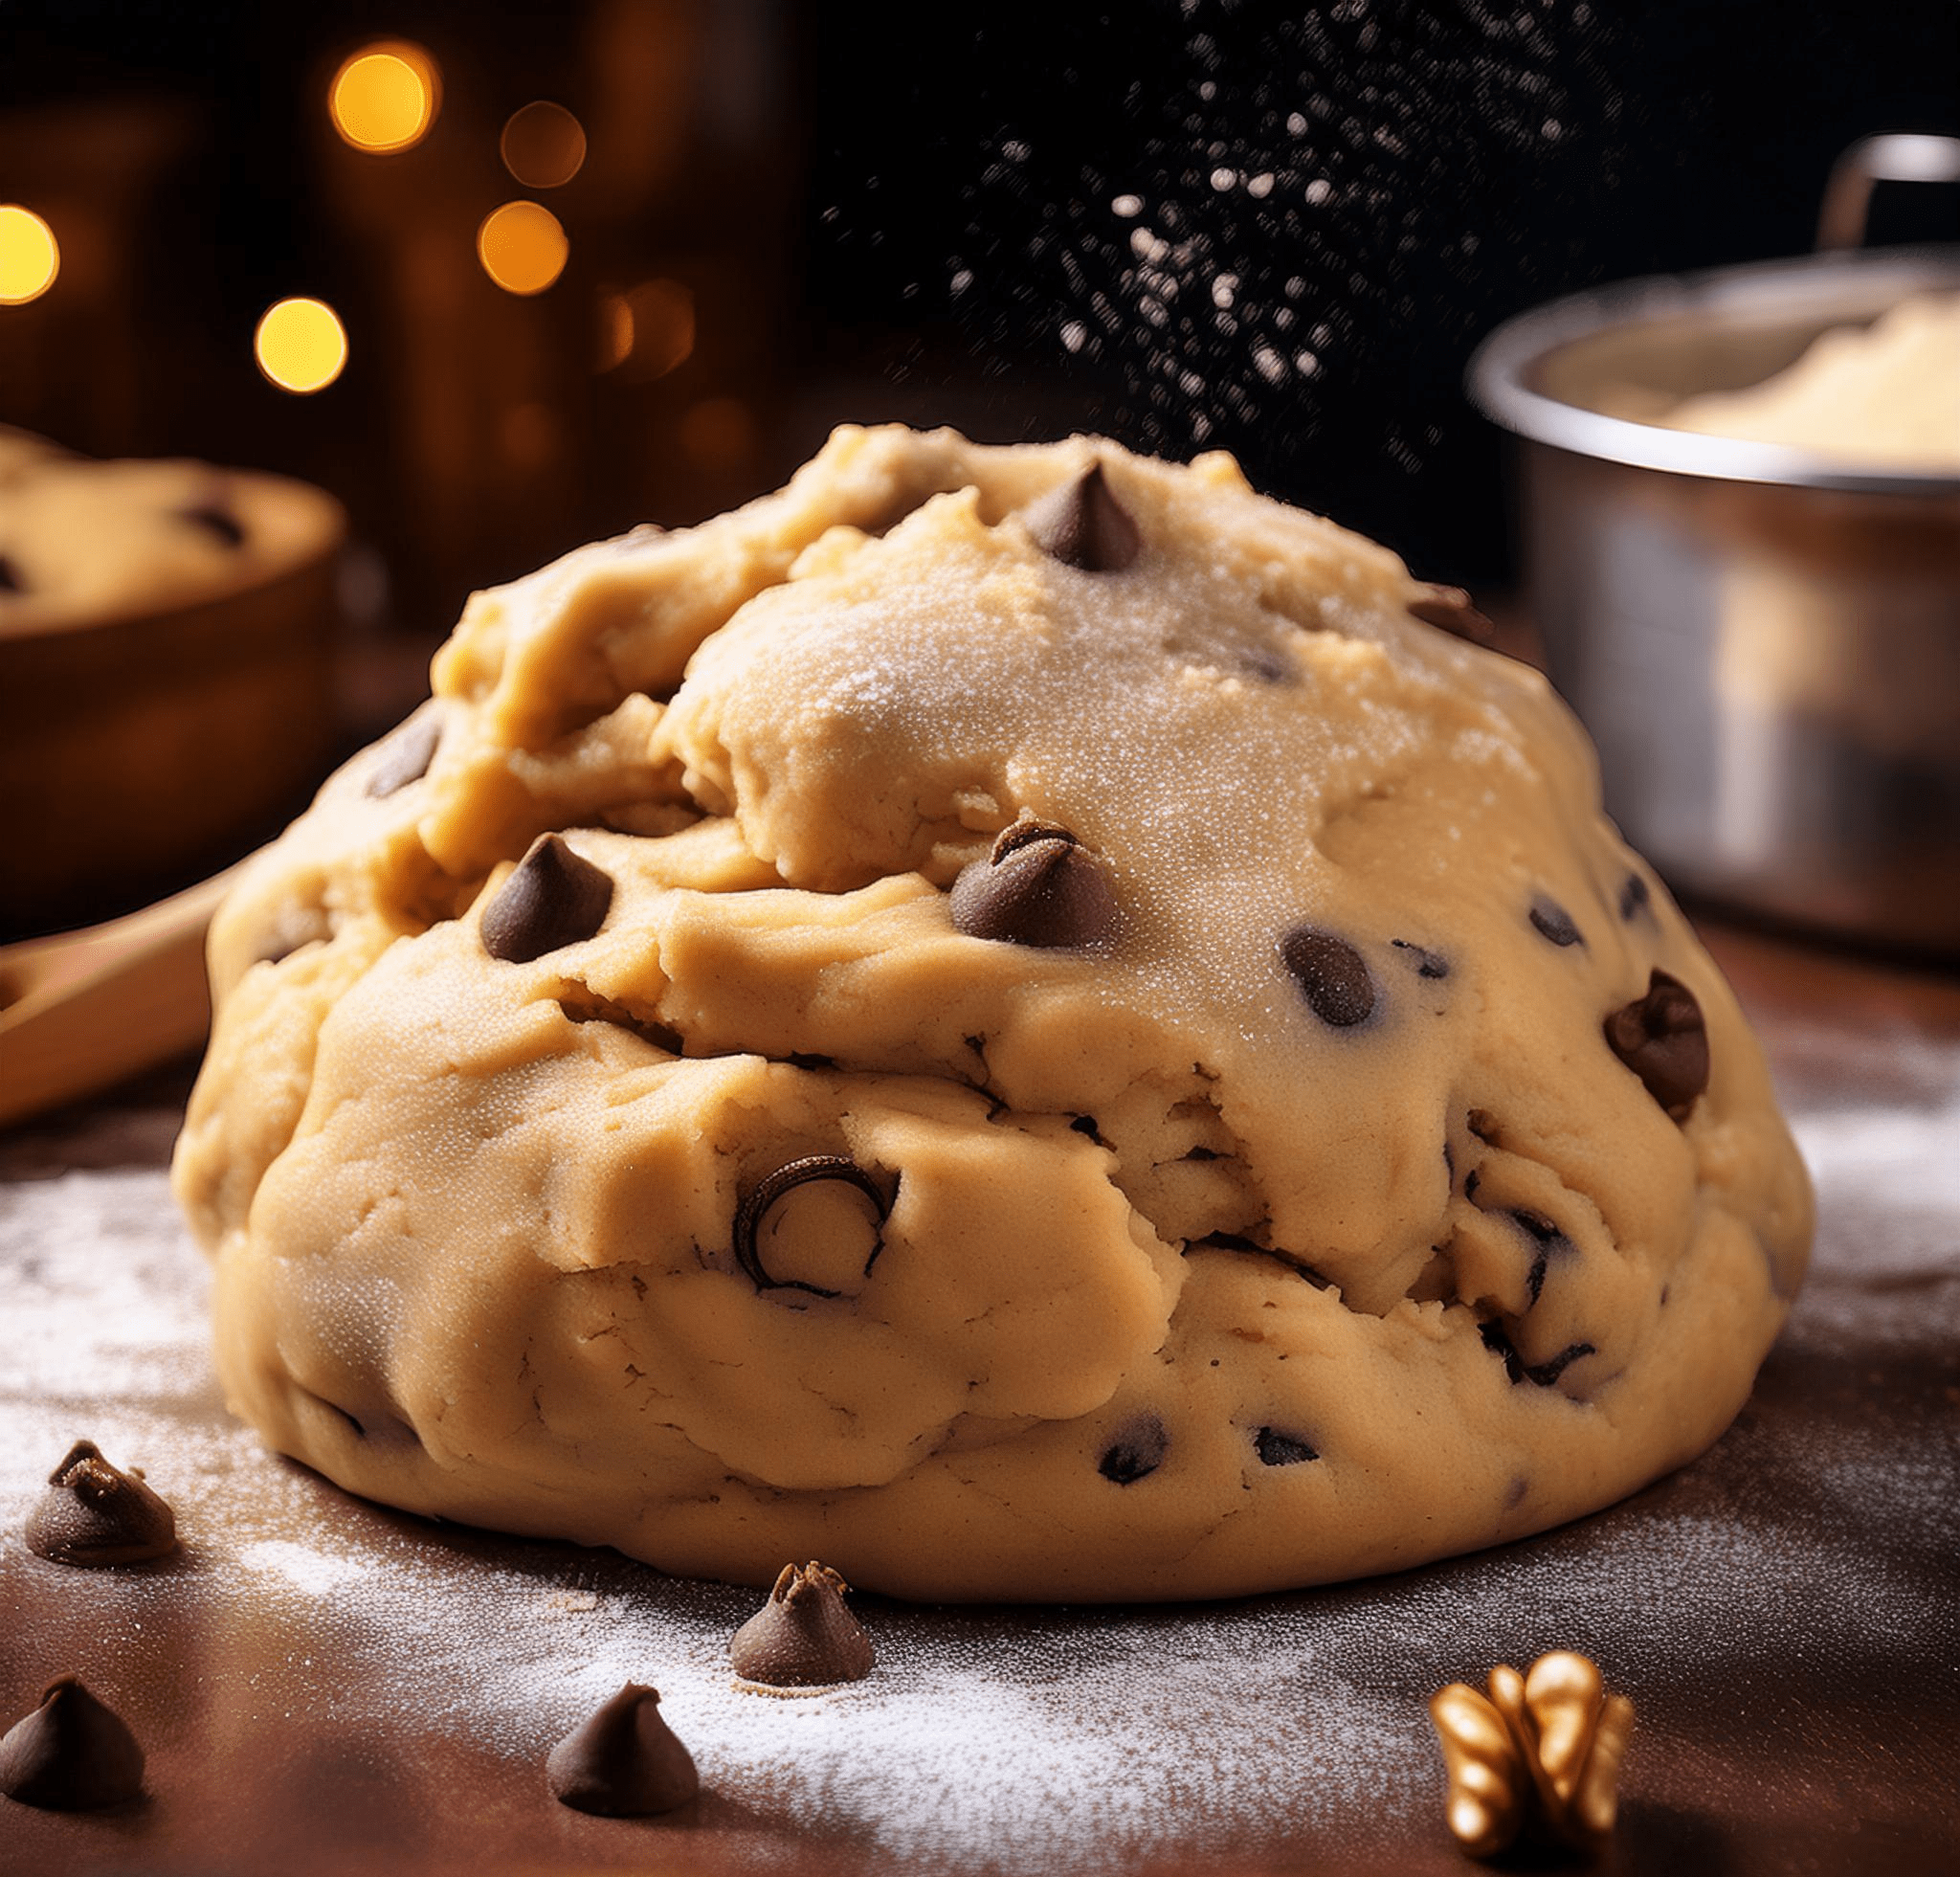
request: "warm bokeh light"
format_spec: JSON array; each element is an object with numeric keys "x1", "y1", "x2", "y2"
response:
[
  {"x1": 679, "y1": 396, "x2": 756, "y2": 471},
  {"x1": 255, "y1": 297, "x2": 348, "y2": 393},
  {"x1": 501, "y1": 101, "x2": 588, "y2": 190},
  {"x1": 596, "y1": 279, "x2": 695, "y2": 377},
  {"x1": 478, "y1": 201, "x2": 569, "y2": 296},
  {"x1": 328, "y1": 41, "x2": 441, "y2": 153},
  {"x1": 0, "y1": 205, "x2": 59, "y2": 305}
]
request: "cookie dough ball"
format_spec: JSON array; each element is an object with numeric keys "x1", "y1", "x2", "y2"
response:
[
  {"x1": 1664, "y1": 291, "x2": 1960, "y2": 473},
  {"x1": 172, "y1": 425, "x2": 1812, "y2": 1602}
]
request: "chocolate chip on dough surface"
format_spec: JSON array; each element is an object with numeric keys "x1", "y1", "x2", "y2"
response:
[{"x1": 172, "y1": 425, "x2": 1812, "y2": 1602}]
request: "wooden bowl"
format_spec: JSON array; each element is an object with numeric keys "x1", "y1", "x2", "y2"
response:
[{"x1": 0, "y1": 447, "x2": 346, "y2": 933}]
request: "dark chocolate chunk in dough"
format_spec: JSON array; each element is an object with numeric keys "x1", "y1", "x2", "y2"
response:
[
  {"x1": 0, "y1": 1676, "x2": 145, "y2": 1810},
  {"x1": 0, "y1": 553, "x2": 22, "y2": 592},
  {"x1": 177, "y1": 501, "x2": 245, "y2": 547},
  {"x1": 1619, "y1": 871, "x2": 1652, "y2": 921},
  {"x1": 733, "y1": 1157, "x2": 889, "y2": 1296},
  {"x1": 1254, "y1": 1426, "x2": 1319, "y2": 1466},
  {"x1": 950, "y1": 822, "x2": 1118, "y2": 950},
  {"x1": 1098, "y1": 1414, "x2": 1169, "y2": 1485},
  {"x1": 479, "y1": 834, "x2": 613, "y2": 963},
  {"x1": 25, "y1": 1441, "x2": 177, "y2": 1567},
  {"x1": 1019, "y1": 462, "x2": 1142, "y2": 572},
  {"x1": 1391, "y1": 938, "x2": 1450, "y2": 979},
  {"x1": 1240, "y1": 645, "x2": 1292, "y2": 683},
  {"x1": 1528, "y1": 895, "x2": 1583, "y2": 948},
  {"x1": 728, "y1": 1561, "x2": 875, "y2": 1687},
  {"x1": 1605, "y1": 970, "x2": 1708, "y2": 1120},
  {"x1": 1279, "y1": 927, "x2": 1376, "y2": 1027},
  {"x1": 366, "y1": 716, "x2": 441, "y2": 797},
  {"x1": 1407, "y1": 584, "x2": 1494, "y2": 642},
  {"x1": 1480, "y1": 1321, "x2": 1596, "y2": 1388},
  {"x1": 1509, "y1": 1209, "x2": 1572, "y2": 1307},
  {"x1": 546, "y1": 1683, "x2": 698, "y2": 1817}
]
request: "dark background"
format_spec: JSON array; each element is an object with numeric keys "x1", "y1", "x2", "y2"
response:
[{"x1": 3, "y1": 0, "x2": 1956, "y2": 613}]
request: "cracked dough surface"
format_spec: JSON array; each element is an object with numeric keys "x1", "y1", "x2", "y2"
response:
[{"x1": 172, "y1": 425, "x2": 1813, "y2": 1601}]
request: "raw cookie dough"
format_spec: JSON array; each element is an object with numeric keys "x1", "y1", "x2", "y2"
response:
[
  {"x1": 0, "y1": 428, "x2": 341, "y2": 627},
  {"x1": 1663, "y1": 291, "x2": 1960, "y2": 472},
  {"x1": 172, "y1": 426, "x2": 1813, "y2": 1602}
]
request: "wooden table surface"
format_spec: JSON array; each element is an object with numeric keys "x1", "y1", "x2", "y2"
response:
[{"x1": 1, "y1": 917, "x2": 1956, "y2": 1877}]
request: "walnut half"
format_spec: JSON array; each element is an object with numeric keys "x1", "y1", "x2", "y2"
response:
[{"x1": 1428, "y1": 1650, "x2": 1635, "y2": 1858}]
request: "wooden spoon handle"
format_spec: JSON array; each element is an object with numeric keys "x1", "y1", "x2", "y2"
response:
[{"x1": 0, "y1": 865, "x2": 242, "y2": 1130}]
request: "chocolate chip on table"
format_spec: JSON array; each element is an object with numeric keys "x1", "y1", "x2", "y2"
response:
[
  {"x1": 1391, "y1": 938, "x2": 1450, "y2": 979},
  {"x1": 1254, "y1": 1426, "x2": 1319, "y2": 1466},
  {"x1": 546, "y1": 1683, "x2": 699, "y2": 1817},
  {"x1": 1018, "y1": 462, "x2": 1143, "y2": 572},
  {"x1": 1604, "y1": 971, "x2": 1708, "y2": 1120},
  {"x1": 1618, "y1": 871, "x2": 1652, "y2": 921},
  {"x1": 177, "y1": 501, "x2": 246, "y2": 547},
  {"x1": 1479, "y1": 1321, "x2": 1595, "y2": 1389},
  {"x1": 479, "y1": 834, "x2": 614, "y2": 963},
  {"x1": 1407, "y1": 584, "x2": 1495, "y2": 643},
  {"x1": 728, "y1": 1561, "x2": 875, "y2": 1687},
  {"x1": 25, "y1": 1441, "x2": 177, "y2": 1568},
  {"x1": 1098, "y1": 1414, "x2": 1169, "y2": 1485},
  {"x1": 366, "y1": 717, "x2": 442, "y2": 798},
  {"x1": 0, "y1": 553, "x2": 22, "y2": 592},
  {"x1": 732, "y1": 1157, "x2": 889, "y2": 1297},
  {"x1": 1278, "y1": 927, "x2": 1376, "y2": 1027},
  {"x1": 1528, "y1": 896, "x2": 1583, "y2": 948},
  {"x1": 0, "y1": 1676, "x2": 145, "y2": 1810},
  {"x1": 950, "y1": 821, "x2": 1119, "y2": 950}
]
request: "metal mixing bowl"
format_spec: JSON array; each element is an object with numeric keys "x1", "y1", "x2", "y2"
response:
[{"x1": 1470, "y1": 145, "x2": 1960, "y2": 958}]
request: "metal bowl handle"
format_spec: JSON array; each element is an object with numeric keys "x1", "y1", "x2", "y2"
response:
[{"x1": 1816, "y1": 133, "x2": 1960, "y2": 250}]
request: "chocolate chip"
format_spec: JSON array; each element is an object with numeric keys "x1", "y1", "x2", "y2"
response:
[
  {"x1": 177, "y1": 502, "x2": 245, "y2": 547},
  {"x1": 1407, "y1": 584, "x2": 1494, "y2": 643},
  {"x1": 1604, "y1": 970, "x2": 1708, "y2": 1120},
  {"x1": 366, "y1": 717, "x2": 441, "y2": 798},
  {"x1": 0, "y1": 553, "x2": 22, "y2": 593},
  {"x1": 1619, "y1": 871, "x2": 1652, "y2": 921},
  {"x1": 1254, "y1": 1426, "x2": 1319, "y2": 1466},
  {"x1": 1480, "y1": 1321, "x2": 1595, "y2": 1388},
  {"x1": 1098, "y1": 1414, "x2": 1169, "y2": 1485},
  {"x1": 950, "y1": 822, "x2": 1119, "y2": 950},
  {"x1": 1391, "y1": 938, "x2": 1450, "y2": 979},
  {"x1": 1069, "y1": 1114, "x2": 1102, "y2": 1138},
  {"x1": 0, "y1": 1676, "x2": 145, "y2": 1810},
  {"x1": 25, "y1": 1441, "x2": 176, "y2": 1567},
  {"x1": 1528, "y1": 895, "x2": 1583, "y2": 948},
  {"x1": 1278, "y1": 927, "x2": 1376, "y2": 1027},
  {"x1": 1240, "y1": 645, "x2": 1292, "y2": 683},
  {"x1": 1019, "y1": 462, "x2": 1143, "y2": 572},
  {"x1": 733, "y1": 1157, "x2": 889, "y2": 1297},
  {"x1": 479, "y1": 834, "x2": 613, "y2": 963},
  {"x1": 546, "y1": 1683, "x2": 698, "y2": 1817},
  {"x1": 728, "y1": 1561, "x2": 875, "y2": 1687},
  {"x1": 1509, "y1": 1210, "x2": 1573, "y2": 1307}
]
